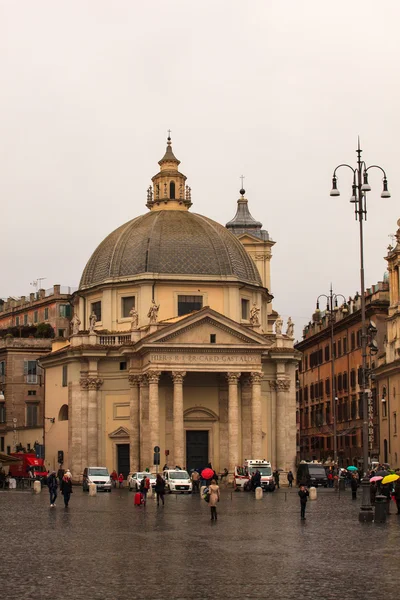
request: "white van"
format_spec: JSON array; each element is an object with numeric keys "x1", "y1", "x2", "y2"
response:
[
  {"x1": 163, "y1": 469, "x2": 192, "y2": 494},
  {"x1": 83, "y1": 467, "x2": 112, "y2": 492}
]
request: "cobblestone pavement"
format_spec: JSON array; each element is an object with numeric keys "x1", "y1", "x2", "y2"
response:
[{"x1": 1, "y1": 487, "x2": 399, "y2": 600}]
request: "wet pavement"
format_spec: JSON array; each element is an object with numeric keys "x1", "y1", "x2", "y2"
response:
[{"x1": 1, "y1": 486, "x2": 400, "y2": 600}]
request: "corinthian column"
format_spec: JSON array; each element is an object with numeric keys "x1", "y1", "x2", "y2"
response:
[
  {"x1": 226, "y1": 372, "x2": 241, "y2": 472},
  {"x1": 171, "y1": 371, "x2": 186, "y2": 468},
  {"x1": 250, "y1": 372, "x2": 263, "y2": 457},
  {"x1": 128, "y1": 375, "x2": 141, "y2": 472},
  {"x1": 139, "y1": 376, "x2": 149, "y2": 470},
  {"x1": 148, "y1": 371, "x2": 161, "y2": 469},
  {"x1": 272, "y1": 378, "x2": 290, "y2": 470},
  {"x1": 79, "y1": 376, "x2": 89, "y2": 471},
  {"x1": 87, "y1": 376, "x2": 103, "y2": 466}
]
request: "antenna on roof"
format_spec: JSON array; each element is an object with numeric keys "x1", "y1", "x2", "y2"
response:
[{"x1": 30, "y1": 278, "x2": 46, "y2": 290}]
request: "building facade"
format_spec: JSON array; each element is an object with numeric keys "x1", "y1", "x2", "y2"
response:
[
  {"x1": 375, "y1": 220, "x2": 400, "y2": 468},
  {"x1": 295, "y1": 281, "x2": 389, "y2": 467},
  {"x1": 41, "y1": 138, "x2": 300, "y2": 481},
  {"x1": 0, "y1": 285, "x2": 74, "y2": 454}
]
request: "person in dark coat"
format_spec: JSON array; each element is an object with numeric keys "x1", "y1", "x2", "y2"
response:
[
  {"x1": 298, "y1": 485, "x2": 309, "y2": 520},
  {"x1": 350, "y1": 476, "x2": 358, "y2": 500},
  {"x1": 381, "y1": 483, "x2": 392, "y2": 514},
  {"x1": 370, "y1": 481, "x2": 378, "y2": 504},
  {"x1": 394, "y1": 480, "x2": 400, "y2": 515},
  {"x1": 57, "y1": 466, "x2": 65, "y2": 487},
  {"x1": 273, "y1": 470, "x2": 280, "y2": 489},
  {"x1": 60, "y1": 472, "x2": 73, "y2": 507},
  {"x1": 253, "y1": 470, "x2": 261, "y2": 490},
  {"x1": 47, "y1": 471, "x2": 58, "y2": 507},
  {"x1": 287, "y1": 471, "x2": 294, "y2": 488},
  {"x1": 155, "y1": 474, "x2": 166, "y2": 507}
]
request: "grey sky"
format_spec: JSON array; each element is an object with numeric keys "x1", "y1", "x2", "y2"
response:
[{"x1": 1, "y1": 1, "x2": 399, "y2": 339}]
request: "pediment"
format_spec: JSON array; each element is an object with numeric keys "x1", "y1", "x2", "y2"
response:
[
  {"x1": 108, "y1": 426, "x2": 130, "y2": 439},
  {"x1": 138, "y1": 307, "x2": 270, "y2": 348},
  {"x1": 184, "y1": 407, "x2": 219, "y2": 422}
]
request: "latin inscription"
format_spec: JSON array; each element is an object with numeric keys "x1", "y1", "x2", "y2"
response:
[{"x1": 149, "y1": 353, "x2": 258, "y2": 364}]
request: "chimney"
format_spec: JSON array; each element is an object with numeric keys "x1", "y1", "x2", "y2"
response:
[
  {"x1": 53, "y1": 285, "x2": 60, "y2": 296},
  {"x1": 39, "y1": 289, "x2": 45, "y2": 299},
  {"x1": 30, "y1": 293, "x2": 35, "y2": 302}
]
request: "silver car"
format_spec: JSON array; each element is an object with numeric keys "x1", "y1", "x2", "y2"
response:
[{"x1": 128, "y1": 472, "x2": 156, "y2": 492}]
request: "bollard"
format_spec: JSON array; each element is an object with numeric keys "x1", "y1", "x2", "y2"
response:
[
  {"x1": 33, "y1": 480, "x2": 41, "y2": 494},
  {"x1": 255, "y1": 487, "x2": 263, "y2": 500},
  {"x1": 309, "y1": 486, "x2": 317, "y2": 501},
  {"x1": 374, "y1": 495, "x2": 387, "y2": 523},
  {"x1": 88, "y1": 483, "x2": 97, "y2": 496}
]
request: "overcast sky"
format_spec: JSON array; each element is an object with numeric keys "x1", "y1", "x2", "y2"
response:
[{"x1": 1, "y1": 1, "x2": 399, "y2": 339}]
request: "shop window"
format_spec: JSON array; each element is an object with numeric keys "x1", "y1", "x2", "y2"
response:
[
  {"x1": 121, "y1": 297, "x2": 135, "y2": 318},
  {"x1": 178, "y1": 295, "x2": 203, "y2": 317}
]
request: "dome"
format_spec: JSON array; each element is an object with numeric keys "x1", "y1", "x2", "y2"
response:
[{"x1": 79, "y1": 210, "x2": 262, "y2": 289}]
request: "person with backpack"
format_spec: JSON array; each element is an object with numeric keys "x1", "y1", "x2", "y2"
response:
[
  {"x1": 155, "y1": 474, "x2": 166, "y2": 506},
  {"x1": 140, "y1": 474, "x2": 150, "y2": 504},
  {"x1": 47, "y1": 471, "x2": 58, "y2": 507}
]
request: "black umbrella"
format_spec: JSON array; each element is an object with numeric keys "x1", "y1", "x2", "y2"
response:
[{"x1": 374, "y1": 470, "x2": 389, "y2": 478}]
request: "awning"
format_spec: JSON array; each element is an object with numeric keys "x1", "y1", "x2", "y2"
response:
[{"x1": 0, "y1": 452, "x2": 23, "y2": 466}]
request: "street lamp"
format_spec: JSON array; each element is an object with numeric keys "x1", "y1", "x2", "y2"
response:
[
  {"x1": 314, "y1": 286, "x2": 348, "y2": 467},
  {"x1": 330, "y1": 139, "x2": 391, "y2": 523}
]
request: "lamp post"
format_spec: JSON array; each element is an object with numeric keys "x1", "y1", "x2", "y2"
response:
[
  {"x1": 330, "y1": 139, "x2": 390, "y2": 522},
  {"x1": 314, "y1": 286, "x2": 348, "y2": 466}
]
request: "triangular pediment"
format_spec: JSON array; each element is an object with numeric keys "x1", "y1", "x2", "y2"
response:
[
  {"x1": 137, "y1": 307, "x2": 270, "y2": 348},
  {"x1": 109, "y1": 426, "x2": 130, "y2": 439}
]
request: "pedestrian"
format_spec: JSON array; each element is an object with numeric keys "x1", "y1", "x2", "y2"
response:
[
  {"x1": 57, "y1": 465, "x2": 65, "y2": 488},
  {"x1": 273, "y1": 469, "x2": 280, "y2": 489},
  {"x1": 155, "y1": 474, "x2": 166, "y2": 506},
  {"x1": 333, "y1": 474, "x2": 339, "y2": 492},
  {"x1": 191, "y1": 470, "x2": 200, "y2": 493},
  {"x1": 140, "y1": 474, "x2": 150, "y2": 504},
  {"x1": 394, "y1": 479, "x2": 400, "y2": 514},
  {"x1": 351, "y1": 475, "x2": 358, "y2": 500},
  {"x1": 381, "y1": 484, "x2": 392, "y2": 515},
  {"x1": 253, "y1": 469, "x2": 261, "y2": 490},
  {"x1": 209, "y1": 478, "x2": 220, "y2": 521},
  {"x1": 47, "y1": 471, "x2": 58, "y2": 507},
  {"x1": 118, "y1": 473, "x2": 124, "y2": 488},
  {"x1": 110, "y1": 470, "x2": 118, "y2": 488},
  {"x1": 327, "y1": 471, "x2": 333, "y2": 488},
  {"x1": 60, "y1": 471, "x2": 73, "y2": 508},
  {"x1": 287, "y1": 470, "x2": 294, "y2": 488},
  {"x1": 298, "y1": 485, "x2": 309, "y2": 520}
]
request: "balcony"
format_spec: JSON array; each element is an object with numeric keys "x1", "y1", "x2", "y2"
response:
[{"x1": 98, "y1": 334, "x2": 132, "y2": 346}]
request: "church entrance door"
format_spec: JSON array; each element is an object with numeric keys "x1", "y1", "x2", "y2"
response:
[
  {"x1": 117, "y1": 444, "x2": 130, "y2": 479},
  {"x1": 186, "y1": 430, "x2": 209, "y2": 472}
]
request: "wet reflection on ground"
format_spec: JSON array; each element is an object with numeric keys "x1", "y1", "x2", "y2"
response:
[{"x1": 1, "y1": 487, "x2": 399, "y2": 599}]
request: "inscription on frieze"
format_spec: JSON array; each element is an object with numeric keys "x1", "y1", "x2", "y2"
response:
[{"x1": 149, "y1": 353, "x2": 259, "y2": 365}]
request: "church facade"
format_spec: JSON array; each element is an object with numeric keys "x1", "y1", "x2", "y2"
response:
[{"x1": 41, "y1": 138, "x2": 299, "y2": 481}]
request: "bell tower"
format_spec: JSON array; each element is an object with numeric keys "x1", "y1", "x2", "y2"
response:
[{"x1": 147, "y1": 134, "x2": 192, "y2": 211}]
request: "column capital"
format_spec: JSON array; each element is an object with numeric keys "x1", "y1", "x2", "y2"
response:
[
  {"x1": 171, "y1": 371, "x2": 186, "y2": 384},
  {"x1": 87, "y1": 377, "x2": 104, "y2": 390},
  {"x1": 250, "y1": 371, "x2": 263, "y2": 384},
  {"x1": 226, "y1": 372, "x2": 241, "y2": 384},
  {"x1": 147, "y1": 370, "x2": 161, "y2": 384},
  {"x1": 80, "y1": 376, "x2": 89, "y2": 390},
  {"x1": 128, "y1": 374, "x2": 141, "y2": 387},
  {"x1": 269, "y1": 378, "x2": 290, "y2": 391}
]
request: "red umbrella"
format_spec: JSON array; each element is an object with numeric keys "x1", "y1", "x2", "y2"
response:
[{"x1": 201, "y1": 468, "x2": 214, "y2": 480}]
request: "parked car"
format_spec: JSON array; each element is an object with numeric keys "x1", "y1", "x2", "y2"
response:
[
  {"x1": 163, "y1": 469, "x2": 192, "y2": 494},
  {"x1": 82, "y1": 467, "x2": 112, "y2": 492},
  {"x1": 128, "y1": 472, "x2": 157, "y2": 492}
]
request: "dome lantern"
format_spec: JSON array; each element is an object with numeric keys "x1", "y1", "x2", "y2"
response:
[{"x1": 147, "y1": 134, "x2": 192, "y2": 211}]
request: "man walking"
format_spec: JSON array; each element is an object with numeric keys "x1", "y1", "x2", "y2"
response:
[
  {"x1": 350, "y1": 475, "x2": 358, "y2": 500},
  {"x1": 273, "y1": 469, "x2": 280, "y2": 489},
  {"x1": 191, "y1": 470, "x2": 200, "y2": 493},
  {"x1": 287, "y1": 470, "x2": 294, "y2": 488},
  {"x1": 298, "y1": 485, "x2": 309, "y2": 520},
  {"x1": 47, "y1": 471, "x2": 58, "y2": 507}
]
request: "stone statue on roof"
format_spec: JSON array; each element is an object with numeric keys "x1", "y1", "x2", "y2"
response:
[{"x1": 147, "y1": 299, "x2": 160, "y2": 324}]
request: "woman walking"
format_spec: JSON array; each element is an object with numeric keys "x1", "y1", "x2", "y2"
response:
[
  {"x1": 60, "y1": 471, "x2": 73, "y2": 508},
  {"x1": 155, "y1": 474, "x2": 166, "y2": 506},
  {"x1": 209, "y1": 478, "x2": 220, "y2": 521}
]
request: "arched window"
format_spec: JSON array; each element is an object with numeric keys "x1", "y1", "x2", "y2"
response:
[
  {"x1": 169, "y1": 181, "x2": 175, "y2": 199},
  {"x1": 58, "y1": 404, "x2": 69, "y2": 421}
]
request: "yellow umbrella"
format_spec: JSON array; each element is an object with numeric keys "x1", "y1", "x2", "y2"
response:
[{"x1": 381, "y1": 474, "x2": 399, "y2": 485}]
